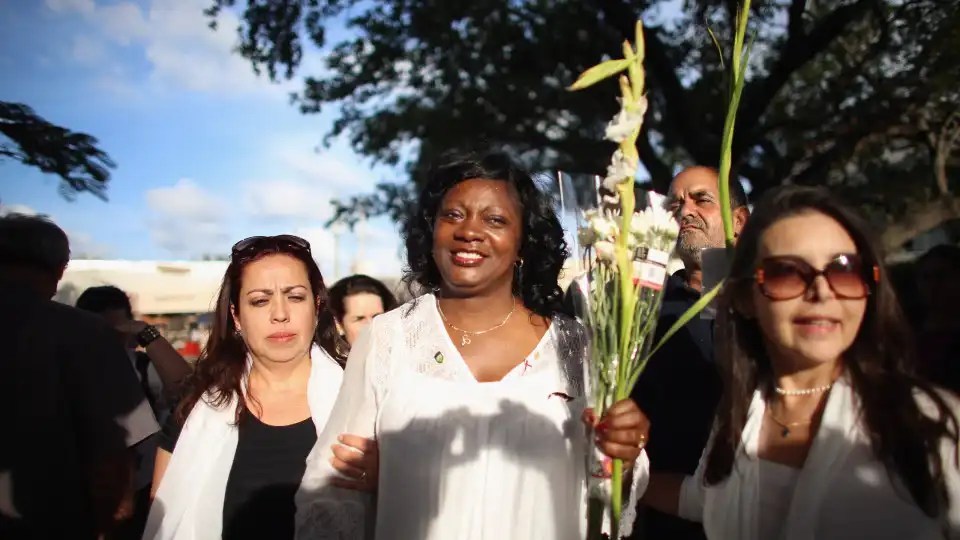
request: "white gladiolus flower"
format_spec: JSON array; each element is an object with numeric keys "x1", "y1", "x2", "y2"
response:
[
  {"x1": 604, "y1": 96, "x2": 649, "y2": 143},
  {"x1": 630, "y1": 209, "x2": 654, "y2": 237},
  {"x1": 600, "y1": 192, "x2": 620, "y2": 209},
  {"x1": 604, "y1": 109, "x2": 644, "y2": 143},
  {"x1": 590, "y1": 214, "x2": 618, "y2": 241},
  {"x1": 602, "y1": 150, "x2": 638, "y2": 192},
  {"x1": 594, "y1": 240, "x2": 617, "y2": 263}
]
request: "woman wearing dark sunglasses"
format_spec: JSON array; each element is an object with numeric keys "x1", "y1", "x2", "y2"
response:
[
  {"x1": 144, "y1": 235, "x2": 377, "y2": 540},
  {"x1": 640, "y1": 186, "x2": 960, "y2": 539}
]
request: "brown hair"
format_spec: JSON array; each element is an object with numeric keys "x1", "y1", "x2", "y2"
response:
[
  {"x1": 707, "y1": 185, "x2": 959, "y2": 519},
  {"x1": 176, "y1": 241, "x2": 347, "y2": 424}
]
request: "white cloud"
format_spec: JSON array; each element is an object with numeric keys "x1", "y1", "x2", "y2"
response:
[
  {"x1": 244, "y1": 179, "x2": 334, "y2": 222},
  {"x1": 50, "y1": 0, "x2": 313, "y2": 99},
  {"x1": 0, "y1": 203, "x2": 41, "y2": 216},
  {"x1": 71, "y1": 34, "x2": 104, "y2": 63},
  {"x1": 242, "y1": 137, "x2": 380, "y2": 221},
  {"x1": 145, "y1": 178, "x2": 225, "y2": 221},
  {"x1": 273, "y1": 145, "x2": 372, "y2": 191},
  {"x1": 45, "y1": 0, "x2": 95, "y2": 15},
  {"x1": 68, "y1": 230, "x2": 111, "y2": 258},
  {"x1": 144, "y1": 178, "x2": 229, "y2": 254}
]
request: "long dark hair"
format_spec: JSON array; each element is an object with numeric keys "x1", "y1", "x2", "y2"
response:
[
  {"x1": 706, "y1": 185, "x2": 959, "y2": 518},
  {"x1": 176, "y1": 240, "x2": 347, "y2": 424},
  {"x1": 328, "y1": 274, "x2": 399, "y2": 321},
  {"x1": 402, "y1": 148, "x2": 568, "y2": 317}
]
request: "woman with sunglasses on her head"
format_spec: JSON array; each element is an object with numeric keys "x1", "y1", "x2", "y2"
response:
[
  {"x1": 641, "y1": 186, "x2": 960, "y2": 539},
  {"x1": 144, "y1": 235, "x2": 379, "y2": 540},
  {"x1": 328, "y1": 274, "x2": 398, "y2": 346},
  {"x1": 294, "y1": 149, "x2": 650, "y2": 540}
]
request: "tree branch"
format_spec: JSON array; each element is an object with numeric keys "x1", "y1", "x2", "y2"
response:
[
  {"x1": 636, "y1": 125, "x2": 674, "y2": 191},
  {"x1": 881, "y1": 197, "x2": 960, "y2": 253},
  {"x1": 786, "y1": 0, "x2": 807, "y2": 42},
  {"x1": 735, "y1": 0, "x2": 877, "y2": 154},
  {"x1": 593, "y1": 0, "x2": 711, "y2": 164},
  {"x1": 935, "y1": 108, "x2": 960, "y2": 196}
]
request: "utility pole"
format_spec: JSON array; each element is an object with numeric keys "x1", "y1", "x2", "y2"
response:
[{"x1": 330, "y1": 221, "x2": 346, "y2": 280}]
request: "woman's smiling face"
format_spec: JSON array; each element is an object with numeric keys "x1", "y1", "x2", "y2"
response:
[
  {"x1": 431, "y1": 178, "x2": 523, "y2": 297},
  {"x1": 747, "y1": 211, "x2": 868, "y2": 372}
]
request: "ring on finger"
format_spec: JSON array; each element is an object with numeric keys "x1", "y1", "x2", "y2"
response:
[{"x1": 359, "y1": 470, "x2": 367, "y2": 481}]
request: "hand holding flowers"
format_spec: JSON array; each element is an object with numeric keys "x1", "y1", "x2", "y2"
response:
[{"x1": 583, "y1": 400, "x2": 650, "y2": 468}]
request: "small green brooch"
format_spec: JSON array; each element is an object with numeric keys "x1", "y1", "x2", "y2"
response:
[{"x1": 434, "y1": 352, "x2": 444, "y2": 364}]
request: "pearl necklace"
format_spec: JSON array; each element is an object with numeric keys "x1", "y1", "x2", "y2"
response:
[{"x1": 774, "y1": 383, "x2": 833, "y2": 396}]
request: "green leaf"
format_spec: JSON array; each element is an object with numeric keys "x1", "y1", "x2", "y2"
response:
[
  {"x1": 567, "y1": 58, "x2": 632, "y2": 91},
  {"x1": 706, "y1": 25, "x2": 724, "y2": 69}
]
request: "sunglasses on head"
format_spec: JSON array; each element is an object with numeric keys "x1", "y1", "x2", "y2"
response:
[
  {"x1": 754, "y1": 254, "x2": 879, "y2": 301},
  {"x1": 231, "y1": 235, "x2": 311, "y2": 257}
]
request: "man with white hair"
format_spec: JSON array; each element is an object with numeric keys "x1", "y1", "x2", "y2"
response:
[{"x1": 0, "y1": 213, "x2": 159, "y2": 540}]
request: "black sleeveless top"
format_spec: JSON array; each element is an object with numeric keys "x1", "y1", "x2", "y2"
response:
[{"x1": 160, "y1": 408, "x2": 318, "y2": 540}]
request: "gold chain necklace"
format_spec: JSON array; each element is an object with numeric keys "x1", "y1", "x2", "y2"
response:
[
  {"x1": 436, "y1": 295, "x2": 516, "y2": 346},
  {"x1": 767, "y1": 409, "x2": 812, "y2": 438}
]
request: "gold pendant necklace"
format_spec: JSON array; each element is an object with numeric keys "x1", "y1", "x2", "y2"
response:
[
  {"x1": 436, "y1": 295, "x2": 516, "y2": 346},
  {"x1": 767, "y1": 409, "x2": 812, "y2": 438}
]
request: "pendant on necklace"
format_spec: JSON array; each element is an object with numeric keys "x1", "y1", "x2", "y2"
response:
[
  {"x1": 461, "y1": 334, "x2": 471, "y2": 346},
  {"x1": 781, "y1": 427, "x2": 790, "y2": 438}
]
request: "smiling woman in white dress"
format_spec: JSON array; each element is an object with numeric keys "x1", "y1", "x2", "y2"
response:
[
  {"x1": 295, "y1": 149, "x2": 650, "y2": 540},
  {"x1": 641, "y1": 186, "x2": 960, "y2": 539}
]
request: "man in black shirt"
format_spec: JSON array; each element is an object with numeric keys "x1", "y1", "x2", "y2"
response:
[
  {"x1": 0, "y1": 213, "x2": 159, "y2": 540},
  {"x1": 629, "y1": 167, "x2": 749, "y2": 540}
]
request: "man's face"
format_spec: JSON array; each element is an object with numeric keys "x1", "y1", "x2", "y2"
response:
[{"x1": 666, "y1": 168, "x2": 728, "y2": 267}]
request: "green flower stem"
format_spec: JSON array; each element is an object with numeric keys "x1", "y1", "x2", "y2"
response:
[
  {"x1": 717, "y1": 0, "x2": 754, "y2": 250},
  {"x1": 569, "y1": 9, "x2": 755, "y2": 536}
]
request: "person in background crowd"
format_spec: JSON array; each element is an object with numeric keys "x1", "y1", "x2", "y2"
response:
[
  {"x1": 145, "y1": 235, "x2": 379, "y2": 540},
  {"x1": 328, "y1": 274, "x2": 398, "y2": 346},
  {"x1": 915, "y1": 244, "x2": 960, "y2": 394},
  {"x1": 641, "y1": 185, "x2": 960, "y2": 539},
  {"x1": 630, "y1": 166, "x2": 750, "y2": 540},
  {"x1": 76, "y1": 285, "x2": 192, "y2": 539},
  {"x1": 0, "y1": 214, "x2": 159, "y2": 540},
  {"x1": 76, "y1": 285, "x2": 192, "y2": 420},
  {"x1": 295, "y1": 149, "x2": 650, "y2": 540}
]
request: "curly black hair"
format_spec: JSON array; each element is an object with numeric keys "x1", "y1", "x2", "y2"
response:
[{"x1": 402, "y1": 148, "x2": 568, "y2": 318}]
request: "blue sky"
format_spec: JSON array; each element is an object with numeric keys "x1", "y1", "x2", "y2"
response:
[{"x1": 0, "y1": 0, "x2": 406, "y2": 278}]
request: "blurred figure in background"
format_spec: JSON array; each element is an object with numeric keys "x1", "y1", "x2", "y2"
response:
[
  {"x1": 0, "y1": 214, "x2": 159, "y2": 540},
  {"x1": 76, "y1": 285, "x2": 191, "y2": 420},
  {"x1": 76, "y1": 285, "x2": 192, "y2": 539},
  {"x1": 328, "y1": 274, "x2": 398, "y2": 346},
  {"x1": 915, "y1": 244, "x2": 960, "y2": 394}
]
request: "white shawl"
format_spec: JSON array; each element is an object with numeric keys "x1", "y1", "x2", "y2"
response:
[
  {"x1": 676, "y1": 377, "x2": 960, "y2": 540},
  {"x1": 143, "y1": 344, "x2": 344, "y2": 540}
]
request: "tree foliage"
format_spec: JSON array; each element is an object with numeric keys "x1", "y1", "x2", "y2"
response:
[
  {"x1": 0, "y1": 101, "x2": 115, "y2": 200},
  {"x1": 208, "y1": 0, "x2": 959, "y2": 249}
]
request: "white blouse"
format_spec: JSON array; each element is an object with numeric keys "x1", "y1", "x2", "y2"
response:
[
  {"x1": 676, "y1": 377, "x2": 960, "y2": 540},
  {"x1": 294, "y1": 294, "x2": 648, "y2": 540}
]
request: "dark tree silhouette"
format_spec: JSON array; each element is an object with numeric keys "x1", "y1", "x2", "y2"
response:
[
  {"x1": 0, "y1": 101, "x2": 116, "y2": 200},
  {"x1": 207, "y1": 0, "x2": 959, "y2": 250}
]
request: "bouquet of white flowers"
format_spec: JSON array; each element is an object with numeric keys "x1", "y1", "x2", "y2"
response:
[{"x1": 566, "y1": 4, "x2": 754, "y2": 537}]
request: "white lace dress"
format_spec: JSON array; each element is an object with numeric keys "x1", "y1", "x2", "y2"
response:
[{"x1": 294, "y1": 294, "x2": 648, "y2": 540}]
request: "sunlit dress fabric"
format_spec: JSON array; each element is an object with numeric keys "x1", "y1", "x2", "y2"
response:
[{"x1": 295, "y1": 294, "x2": 648, "y2": 539}]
